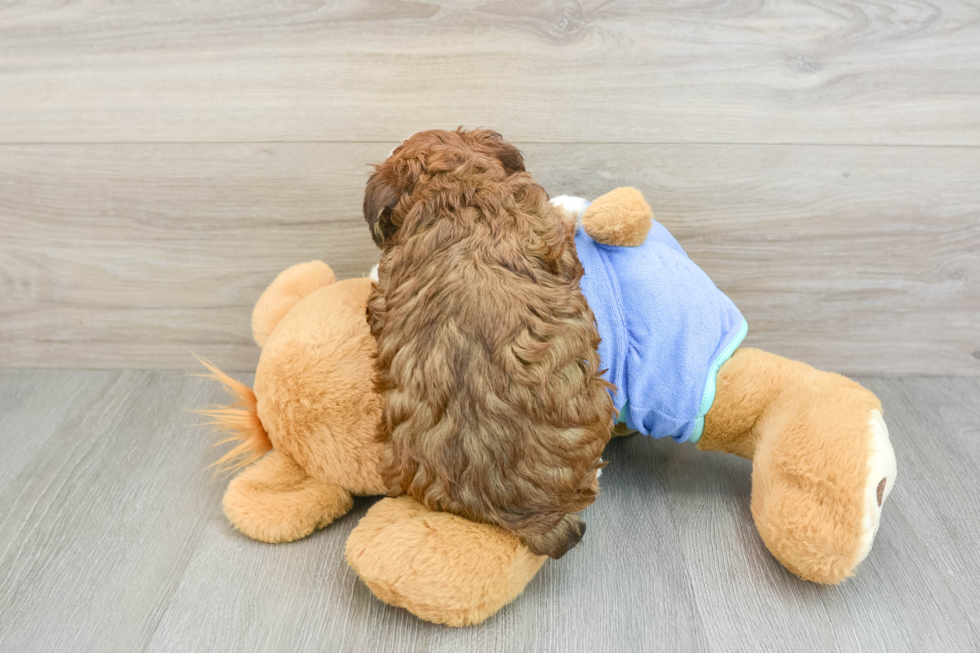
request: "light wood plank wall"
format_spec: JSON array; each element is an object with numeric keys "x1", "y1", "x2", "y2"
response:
[{"x1": 0, "y1": 1, "x2": 978, "y2": 374}]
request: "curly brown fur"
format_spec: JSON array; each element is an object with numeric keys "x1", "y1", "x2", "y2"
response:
[{"x1": 364, "y1": 128, "x2": 615, "y2": 559}]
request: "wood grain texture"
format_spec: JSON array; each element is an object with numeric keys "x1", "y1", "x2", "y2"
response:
[
  {"x1": 0, "y1": 371, "x2": 227, "y2": 652},
  {"x1": 2, "y1": 143, "x2": 977, "y2": 374},
  {"x1": 0, "y1": 1, "x2": 979, "y2": 144},
  {"x1": 0, "y1": 371, "x2": 977, "y2": 652}
]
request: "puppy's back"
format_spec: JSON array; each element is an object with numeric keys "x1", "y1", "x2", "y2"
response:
[
  {"x1": 365, "y1": 129, "x2": 614, "y2": 558},
  {"x1": 372, "y1": 176, "x2": 613, "y2": 558}
]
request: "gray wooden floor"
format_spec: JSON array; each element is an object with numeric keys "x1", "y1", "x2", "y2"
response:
[{"x1": 0, "y1": 370, "x2": 977, "y2": 653}]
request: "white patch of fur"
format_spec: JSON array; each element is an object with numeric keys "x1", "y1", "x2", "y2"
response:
[
  {"x1": 550, "y1": 195, "x2": 589, "y2": 231},
  {"x1": 368, "y1": 264, "x2": 380, "y2": 282},
  {"x1": 854, "y1": 409, "x2": 898, "y2": 565}
]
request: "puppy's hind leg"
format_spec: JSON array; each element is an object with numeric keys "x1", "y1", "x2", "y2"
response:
[{"x1": 521, "y1": 514, "x2": 587, "y2": 559}]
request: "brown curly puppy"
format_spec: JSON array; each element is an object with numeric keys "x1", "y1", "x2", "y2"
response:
[{"x1": 363, "y1": 129, "x2": 615, "y2": 559}]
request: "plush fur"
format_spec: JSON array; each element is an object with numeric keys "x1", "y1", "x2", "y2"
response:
[
  {"x1": 251, "y1": 259, "x2": 336, "y2": 348},
  {"x1": 200, "y1": 263, "x2": 386, "y2": 543},
  {"x1": 253, "y1": 275, "x2": 385, "y2": 496},
  {"x1": 363, "y1": 129, "x2": 614, "y2": 558},
  {"x1": 223, "y1": 449, "x2": 353, "y2": 543},
  {"x1": 196, "y1": 358, "x2": 271, "y2": 474},
  {"x1": 700, "y1": 347, "x2": 886, "y2": 584},
  {"x1": 345, "y1": 496, "x2": 546, "y2": 627},
  {"x1": 579, "y1": 187, "x2": 653, "y2": 247}
]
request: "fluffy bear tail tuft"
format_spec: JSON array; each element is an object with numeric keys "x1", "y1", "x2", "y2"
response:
[{"x1": 193, "y1": 355, "x2": 272, "y2": 475}]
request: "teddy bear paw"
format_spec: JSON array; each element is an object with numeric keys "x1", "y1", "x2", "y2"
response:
[{"x1": 855, "y1": 409, "x2": 897, "y2": 564}]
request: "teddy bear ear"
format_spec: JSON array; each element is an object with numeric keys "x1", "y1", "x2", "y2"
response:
[{"x1": 581, "y1": 187, "x2": 653, "y2": 247}]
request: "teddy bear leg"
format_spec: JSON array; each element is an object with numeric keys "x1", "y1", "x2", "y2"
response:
[
  {"x1": 251, "y1": 261, "x2": 337, "y2": 347},
  {"x1": 699, "y1": 347, "x2": 897, "y2": 584},
  {"x1": 222, "y1": 449, "x2": 353, "y2": 543},
  {"x1": 345, "y1": 497, "x2": 547, "y2": 627}
]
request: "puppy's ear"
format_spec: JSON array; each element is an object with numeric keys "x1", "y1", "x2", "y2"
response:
[
  {"x1": 363, "y1": 170, "x2": 400, "y2": 249},
  {"x1": 492, "y1": 138, "x2": 525, "y2": 174},
  {"x1": 473, "y1": 129, "x2": 525, "y2": 174}
]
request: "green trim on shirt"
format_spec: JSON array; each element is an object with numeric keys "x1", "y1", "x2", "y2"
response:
[
  {"x1": 614, "y1": 319, "x2": 748, "y2": 443},
  {"x1": 616, "y1": 403, "x2": 630, "y2": 424},
  {"x1": 688, "y1": 318, "x2": 748, "y2": 444}
]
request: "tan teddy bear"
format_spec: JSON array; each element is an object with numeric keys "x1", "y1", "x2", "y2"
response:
[{"x1": 199, "y1": 187, "x2": 895, "y2": 626}]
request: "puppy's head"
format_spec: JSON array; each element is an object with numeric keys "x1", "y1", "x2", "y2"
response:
[{"x1": 363, "y1": 128, "x2": 525, "y2": 248}]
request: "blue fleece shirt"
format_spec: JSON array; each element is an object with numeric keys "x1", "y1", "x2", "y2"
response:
[{"x1": 575, "y1": 221, "x2": 747, "y2": 443}]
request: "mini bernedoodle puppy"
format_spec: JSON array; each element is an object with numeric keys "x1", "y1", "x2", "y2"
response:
[{"x1": 363, "y1": 128, "x2": 615, "y2": 559}]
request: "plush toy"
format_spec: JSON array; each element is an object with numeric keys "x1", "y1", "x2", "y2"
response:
[
  {"x1": 198, "y1": 263, "x2": 547, "y2": 626},
  {"x1": 198, "y1": 187, "x2": 896, "y2": 627}
]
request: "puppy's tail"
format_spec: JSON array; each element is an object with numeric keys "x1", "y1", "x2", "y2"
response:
[
  {"x1": 522, "y1": 514, "x2": 587, "y2": 559},
  {"x1": 192, "y1": 355, "x2": 272, "y2": 475}
]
